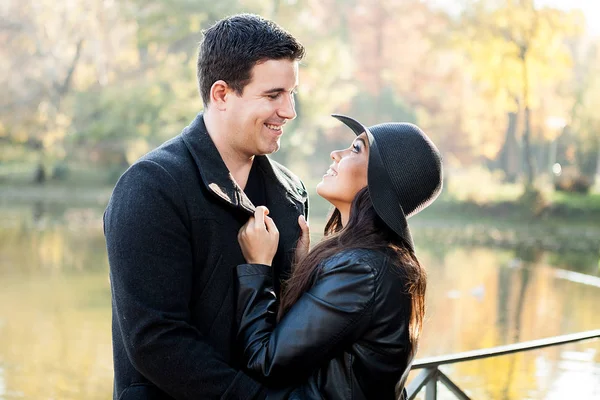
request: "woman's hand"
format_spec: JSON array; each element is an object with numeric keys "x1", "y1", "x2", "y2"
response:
[
  {"x1": 238, "y1": 206, "x2": 280, "y2": 266},
  {"x1": 294, "y1": 215, "x2": 310, "y2": 263}
]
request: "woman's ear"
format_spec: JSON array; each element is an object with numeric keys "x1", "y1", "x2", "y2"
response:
[{"x1": 210, "y1": 80, "x2": 229, "y2": 111}]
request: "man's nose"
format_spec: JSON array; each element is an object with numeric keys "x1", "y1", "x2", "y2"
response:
[{"x1": 278, "y1": 93, "x2": 297, "y2": 120}]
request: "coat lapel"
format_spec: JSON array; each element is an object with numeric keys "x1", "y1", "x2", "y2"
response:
[
  {"x1": 181, "y1": 113, "x2": 255, "y2": 215},
  {"x1": 255, "y1": 156, "x2": 308, "y2": 283},
  {"x1": 181, "y1": 113, "x2": 308, "y2": 285}
]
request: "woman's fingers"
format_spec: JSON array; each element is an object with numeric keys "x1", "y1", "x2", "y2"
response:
[
  {"x1": 264, "y1": 215, "x2": 279, "y2": 236},
  {"x1": 253, "y1": 206, "x2": 268, "y2": 229},
  {"x1": 298, "y1": 214, "x2": 309, "y2": 237},
  {"x1": 294, "y1": 214, "x2": 310, "y2": 262},
  {"x1": 237, "y1": 207, "x2": 279, "y2": 265}
]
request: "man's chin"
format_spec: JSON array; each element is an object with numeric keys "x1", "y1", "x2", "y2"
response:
[{"x1": 261, "y1": 141, "x2": 280, "y2": 155}]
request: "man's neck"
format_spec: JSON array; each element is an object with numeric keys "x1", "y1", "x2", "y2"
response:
[
  {"x1": 204, "y1": 111, "x2": 254, "y2": 190},
  {"x1": 227, "y1": 156, "x2": 254, "y2": 191}
]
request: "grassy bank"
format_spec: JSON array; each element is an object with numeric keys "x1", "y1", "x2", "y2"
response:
[
  {"x1": 3, "y1": 179, "x2": 600, "y2": 223},
  {"x1": 408, "y1": 190, "x2": 600, "y2": 255},
  {"x1": 1, "y1": 179, "x2": 599, "y2": 256},
  {"x1": 0, "y1": 183, "x2": 113, "y2": 206},
  {"x1": 419, "y1": 191, "x2": 600, "y2": 224}
]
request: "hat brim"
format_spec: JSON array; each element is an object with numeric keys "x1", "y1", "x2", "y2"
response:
[{"x1": 331, "y1": 114, "x2": 414, "y2": 251}]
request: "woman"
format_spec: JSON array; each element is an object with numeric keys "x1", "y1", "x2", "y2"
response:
[{"x1": 236, "y1": 114, "x2": 443, "y2": 399}]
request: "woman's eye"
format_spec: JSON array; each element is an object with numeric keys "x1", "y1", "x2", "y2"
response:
[{"x1": 352, "y1": 144, "x2": 360, "y2": 153}]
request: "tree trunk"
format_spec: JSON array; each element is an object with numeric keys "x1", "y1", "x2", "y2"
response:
[
  {"x1": 595, "y1": 145, "x2": 600, "y2": 187},
  {"x1": 521, "y1": 50, "x2": 535, "y2": 191},
  {"x1": 499, "y1": 111, "x2": 520, "y2": 182},
  {"x1": 522, "y1": 105, "x2": 535, "y2": 189},
  {"x1": 33, "y1": 162, "x2": 46, "y2": 184}
]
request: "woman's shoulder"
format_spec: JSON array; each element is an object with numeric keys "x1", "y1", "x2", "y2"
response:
[
  {"x1": 320, "y1": 248, "x2": 389, "y2": 274},
  {"x1": 310, "y1": 249, "x2": 383, "y2": 310}
]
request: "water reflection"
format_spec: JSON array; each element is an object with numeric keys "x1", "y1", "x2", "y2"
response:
[
  {"x1": 412, "y1": 243, "x2": 600, "y2": 399},
  {"x1": 0, "y1": 204, "x2": 113, "y2": 400},
  {"x1": 0, "y1": 365, "x2": 5, "y2": 398},
  {"x1": 0, "y1": 203, "x2": 598, "y2": 399}
]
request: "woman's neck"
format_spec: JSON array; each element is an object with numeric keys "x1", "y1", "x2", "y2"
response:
[{"x1": 338, "y1": 205, "x2": 350, "y2": 228}]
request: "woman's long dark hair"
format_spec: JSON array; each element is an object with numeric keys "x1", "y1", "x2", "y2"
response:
[{"x1": 278, "y1": 187, "x2": 427, "y2": 350}]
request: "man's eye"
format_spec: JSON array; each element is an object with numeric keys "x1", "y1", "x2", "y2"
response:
[{"x1": 267, "y1": 93, "x2": 280, "y2": 100}]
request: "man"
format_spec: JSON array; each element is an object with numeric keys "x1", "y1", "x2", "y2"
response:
[{"x1": 104, "y1": 14, "x2": 307, "y2": 400}]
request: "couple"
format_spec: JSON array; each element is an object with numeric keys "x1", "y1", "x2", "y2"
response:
[{"x1": 104, "y1": 13, "x2": 443, "y2": 400}]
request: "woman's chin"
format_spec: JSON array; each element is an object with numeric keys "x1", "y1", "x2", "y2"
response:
[
  {"x1": 315, "y1": 183, "x2": 328, "y2": 201},
  {"x1": 316, "y1": 187, "x2": 339, "y2": 211}
]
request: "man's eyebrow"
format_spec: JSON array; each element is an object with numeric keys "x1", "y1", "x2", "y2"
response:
[{"x1": 262, "y1": 86, "x2": 298, "y2": 94}]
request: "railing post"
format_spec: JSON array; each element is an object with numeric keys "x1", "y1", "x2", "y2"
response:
[
  {"x1": 407, "y1": 368, "x2": 437, "y2": 399},
  {"x1": 407, "y1": 329, "x2": 599, "y2": 400},
  {"x1": 425, "y1": 371, "x2": 438, "y2": 400},
  {"x1": 438, "y1": 369, "x2": 471, "y2": 400}
]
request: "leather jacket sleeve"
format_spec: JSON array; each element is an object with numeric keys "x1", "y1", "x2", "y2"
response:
[{"x1": 235, "y1": 256, "x2": 376, "y2": 385}]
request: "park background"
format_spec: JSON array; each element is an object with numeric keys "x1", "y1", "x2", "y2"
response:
[{"x1": 1, "y1": 0, "x2": 599, "y2": 399}]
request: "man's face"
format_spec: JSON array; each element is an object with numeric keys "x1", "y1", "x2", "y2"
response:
[{"x1": 224, "y1": 59, "x2": 298, "y2": 157}]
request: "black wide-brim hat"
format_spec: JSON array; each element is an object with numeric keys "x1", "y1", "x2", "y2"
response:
[{"x1": 332, "y1": 114, "x2": 443, "y2": 251}]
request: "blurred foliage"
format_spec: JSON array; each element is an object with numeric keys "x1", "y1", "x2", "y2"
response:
[
  {"x1": 1, "y1": 0, "x2": 599, "y2": 194},
  {"x1": 554, "y1": 168, "x2": 593, "y2": 194}
]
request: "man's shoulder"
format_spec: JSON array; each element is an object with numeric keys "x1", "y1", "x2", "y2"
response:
[
  {"x1": 132, "y1": 134, "x2": 192, "y2": 174},
  {"x1": 140, "y1": 134, "x2": 186, "y2": 162},
  {"x1": 113, "y1": 134, "x2": 195, "y2": 193}
]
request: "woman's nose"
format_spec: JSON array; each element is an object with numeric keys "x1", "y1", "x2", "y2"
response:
[{"x1": 330, "y1": 149, "x2": 342, "y2": 161}]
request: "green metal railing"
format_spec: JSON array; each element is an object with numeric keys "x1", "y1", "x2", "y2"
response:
[{"x1": 407, "y1": 329, "x2": 600, "y2": 399}]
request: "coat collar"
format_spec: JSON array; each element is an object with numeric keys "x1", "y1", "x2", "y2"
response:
[{"x1": 181, "y1": 113, "x2": 305, "y2": 215}]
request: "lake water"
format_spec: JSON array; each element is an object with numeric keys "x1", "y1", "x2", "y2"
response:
[{"x1": 0, "y1": 201, "x2": 598, "y2": 399}]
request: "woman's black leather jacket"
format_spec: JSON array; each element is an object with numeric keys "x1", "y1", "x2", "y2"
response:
[{"x1": 235, "y1": 248, "x2": 414, "y2": 400}]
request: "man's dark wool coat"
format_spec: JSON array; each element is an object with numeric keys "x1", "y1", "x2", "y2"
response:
[{"x1": 104, "y1": 113, "x2": 308, "y2": 400}]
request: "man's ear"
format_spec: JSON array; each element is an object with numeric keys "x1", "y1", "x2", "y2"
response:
[{"x1": 210, "y1": 80, "x2": 230, "y2": 111}]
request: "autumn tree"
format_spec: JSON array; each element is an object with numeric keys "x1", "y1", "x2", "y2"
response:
[
  {"x1": 569, "y1": 38, "x2": 600, "y2": 184},
  {"x1": 0, "y1": 0, "x2": 137, "y2": 182},
  {"x1": 454, "y1": 0, "x2": 583, "y2": 192}
]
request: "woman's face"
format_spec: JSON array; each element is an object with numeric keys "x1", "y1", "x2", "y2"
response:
[{"x1": 316, "y1": 132, "x2": 369, "y2": 209}]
